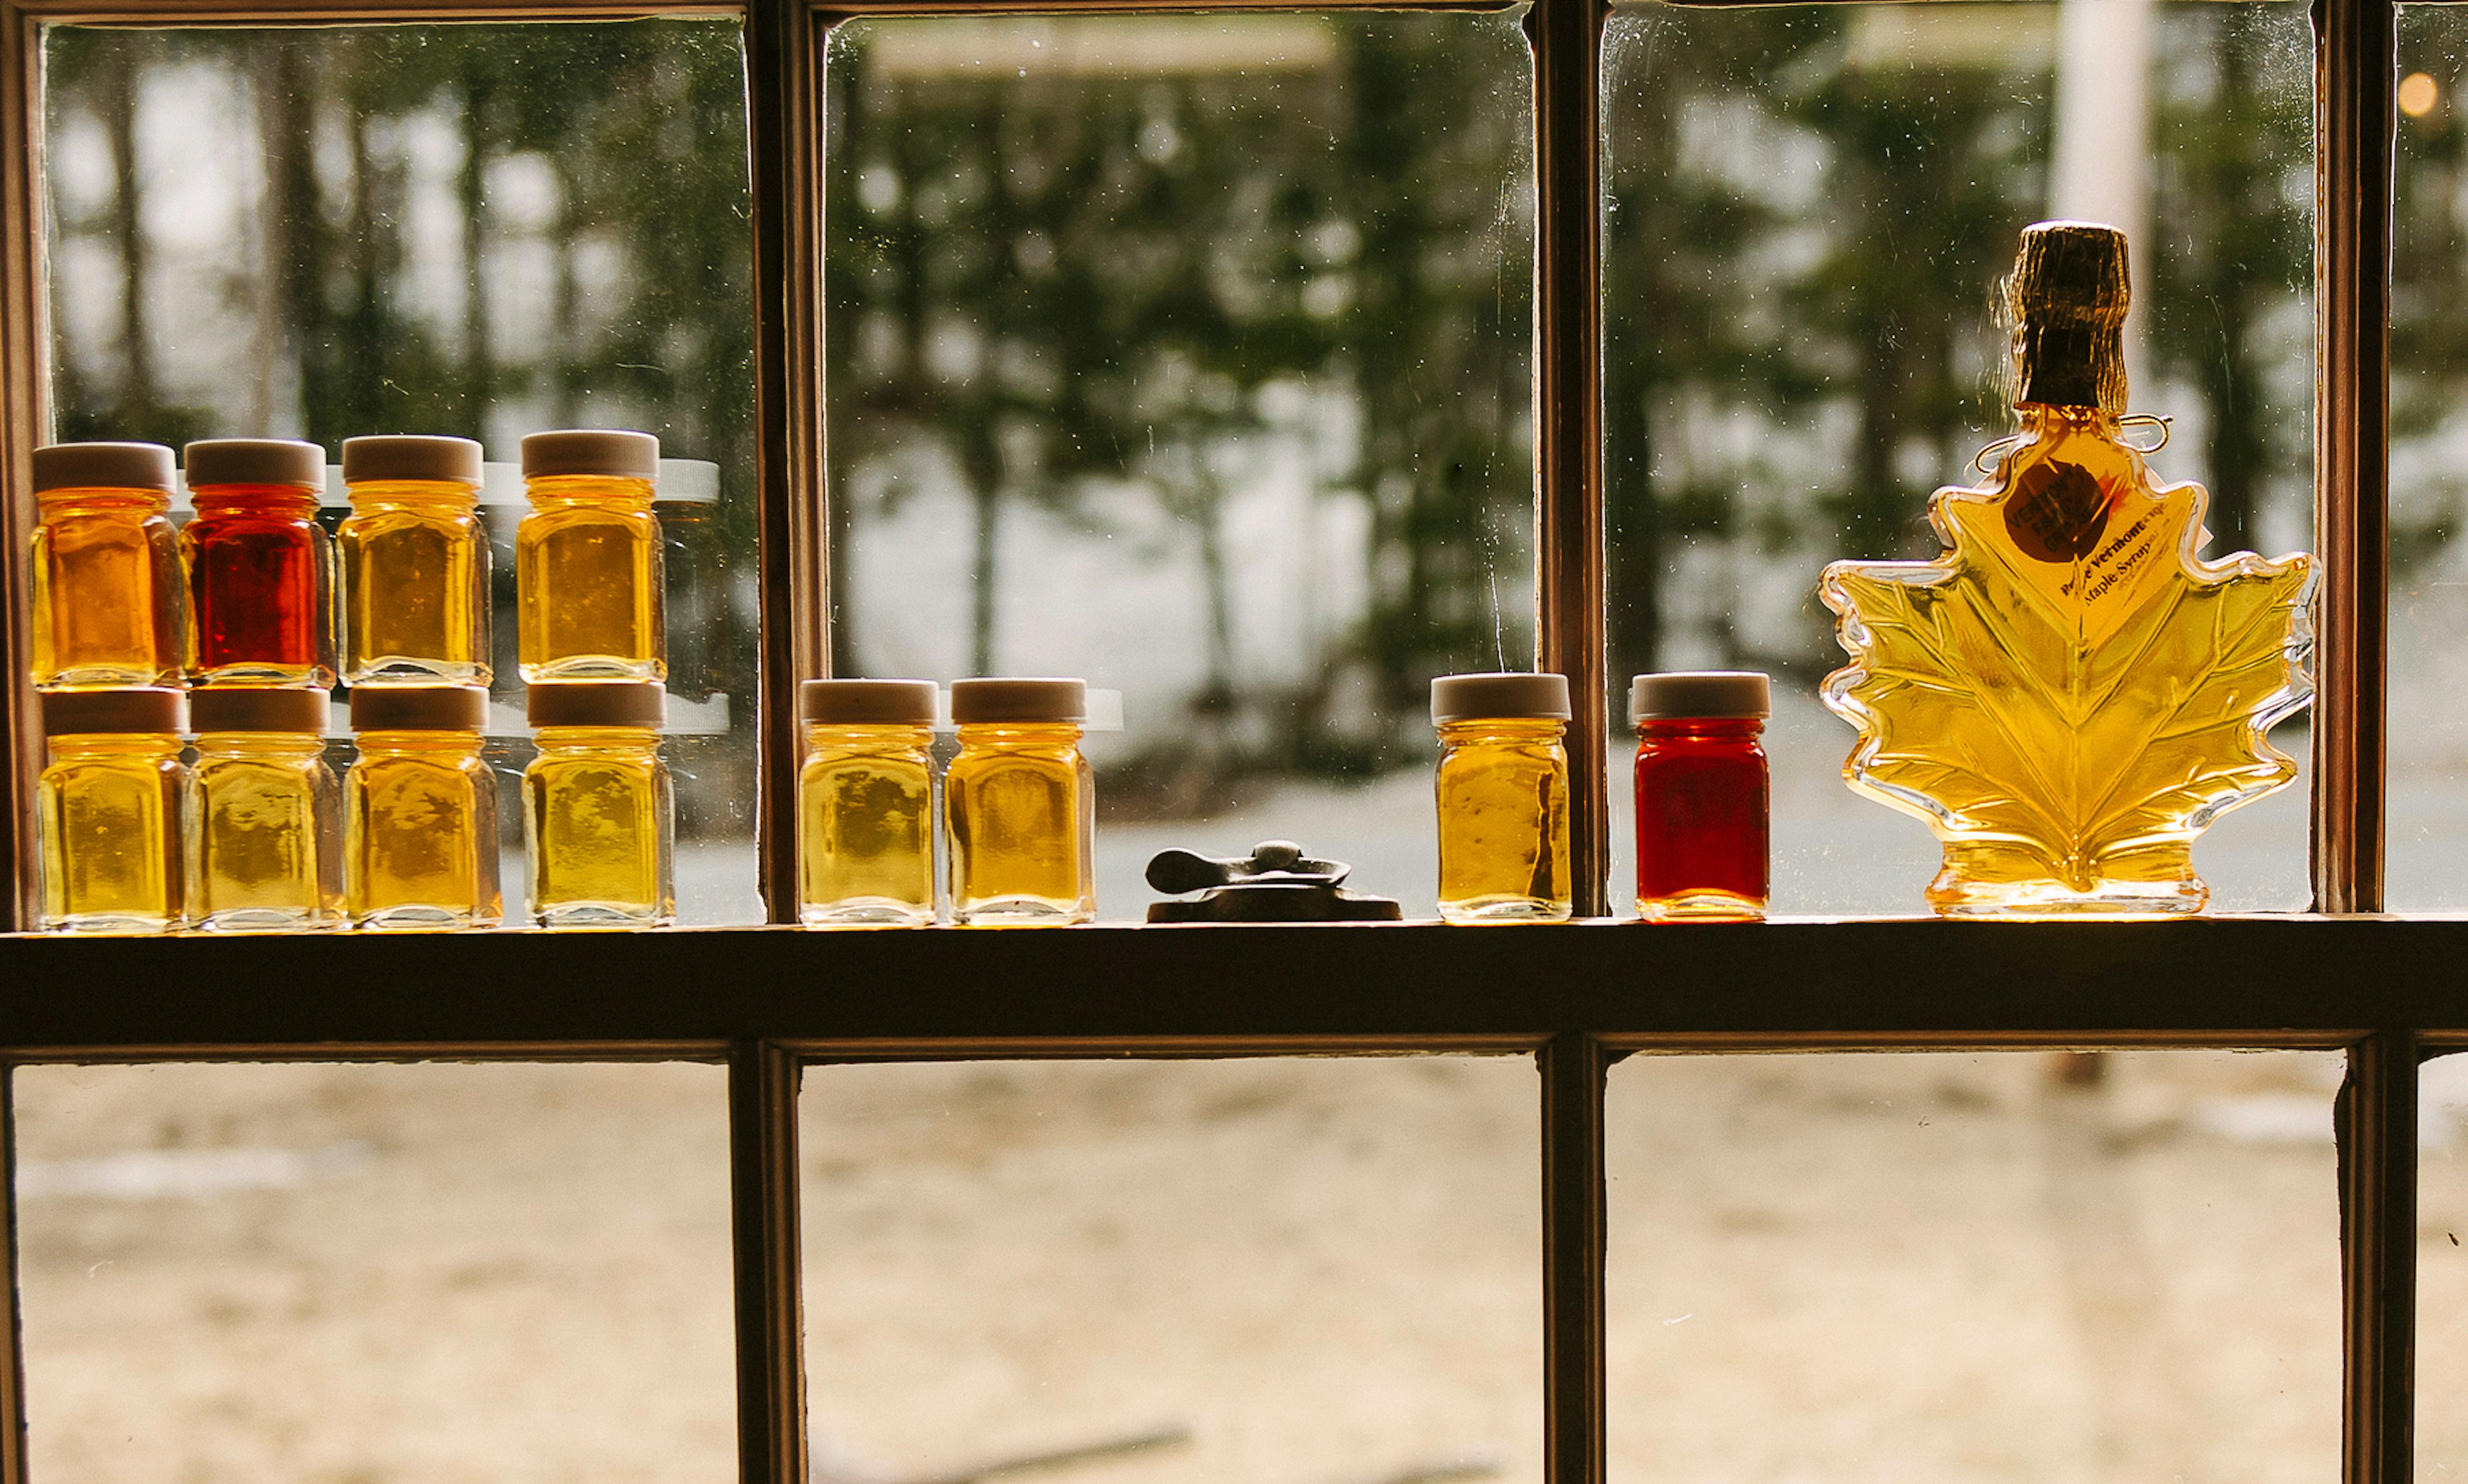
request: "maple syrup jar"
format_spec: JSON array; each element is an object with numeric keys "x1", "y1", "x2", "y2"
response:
[
  {"x1": 1631, "y1": 672, "x2": 1769, "y2": 922},
  {"x1": 1818, "y1": 220, "x2": 2314, "y2": 918},
  {"x1": 181, "y1": 438, "x2": 336, "y2": 688},
  {"x1": 1431, "y1": 672, "x2": 1573, "y2": 924}
]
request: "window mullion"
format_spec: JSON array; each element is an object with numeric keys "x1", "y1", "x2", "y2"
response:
[
  {"x1": 1530, "y1": 0, "x2": 1609, "y2": 919},
  {"x1": 2314, "y1": 0, "x2": 2394, "y2": 915},
  {"x1": 1540, "y1": 1033, "x2": 1609, "y2": 1484},
  {"x1": 730, "y1": 1040, "x2": 809, "y2": 1484},
  {"x1": 749, "y1": 0, "x2": 825, "y2": 925},
  {"x1": 2339, "y1": 1031, "x2": 2416, "y2": 1484}
]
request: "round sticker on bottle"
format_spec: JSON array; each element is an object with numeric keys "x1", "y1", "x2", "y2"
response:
[{"x1": 2003, "y1": 461, "x2": 2111, "y2": 564}]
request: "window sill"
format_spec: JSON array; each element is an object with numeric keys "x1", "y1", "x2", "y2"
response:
[{"x1": 0, "y1": 913, "x2": 2456, "y2": 1057}]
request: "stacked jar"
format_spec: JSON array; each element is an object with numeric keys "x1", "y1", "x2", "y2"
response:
[
  {"x1": 28, "y1": 443, "x2": 188, "y2": 931},
  {"x1": 514, "y1": 432, "x2": 674, "y2": 927}
]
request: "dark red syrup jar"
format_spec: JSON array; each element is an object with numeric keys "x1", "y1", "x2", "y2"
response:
[
  {"x1": 181, "y1": 438, "x2": 334, "y2": 688},
  {"x1": 1631, "y1": 671, "x2": 1770, "y2": 920}
]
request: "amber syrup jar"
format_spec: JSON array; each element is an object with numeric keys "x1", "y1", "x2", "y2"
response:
[
  {"x1": 30, "y1": 442, "x2": 183, "y2": 690},
  {"x1": 800, "y1": 679, "x2": 937, "y2": 927},
  {"x1": 344, "y1": 684, "x2": 501, "y2": 930},
  {"x1": 945, "y1": 677, "x2": 1094, "y2": 925},
  {"x1": 38, "y1": 687, "x2": 186, "y2": 934},
  {"x1": 188, "y1": 686, "x2": 342, "y2": 933},
  {"x1": 517, "y1": 430, "x2": 665, "y2": 683},
  {"x1": 181, "y1": 438, "x2": 335, "y2": 688},
  {"x1": 524, "y1": 681, "x2": 674, "y2": 928},
  {"x1": 1432, "y1": 672, "x2": 1574, "y2": 924},
  {"x1": 340, "y1": 434, "x2": 489, "y2": 686},
  {"x1": 1631, "y1": 671, "x2": 1771, "y2": 921}
]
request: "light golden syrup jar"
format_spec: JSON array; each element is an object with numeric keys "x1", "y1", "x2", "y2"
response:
[
  {"x1": 339, "y1": 434, "x2": 489, "y2": 687},
  {"x1": 344, "y1": 684, "x2": 501, "y2": 931},
  {"x1": 945, "y1": 677, "x2": 1095, "y2": 925},
  {"x1": 516, "y1": 429, "x2": 665, "y2": 684},
  {"x1": 524, "y1": 681, "x2": 674, "y2": 928},
  {"x1": 30, "y1": 442, "x2": 183, "y2": 690},
  {"x1": 1431, "y1": 672, "x2": 1574, "y2": 924},
  {"x1": 38, "y1": 686, "x2": 186, "y2": 934},
  {"x1": 188, "y1": 686, "x2": 343, "y2": 933},
  {"x1": 799, "y1": 678, "x2": 938, "y2": 927}
]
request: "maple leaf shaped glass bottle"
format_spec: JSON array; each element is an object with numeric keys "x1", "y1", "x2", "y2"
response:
[{"x1": 1818, "y1": 220, "x2": 2315, "y2": 918}]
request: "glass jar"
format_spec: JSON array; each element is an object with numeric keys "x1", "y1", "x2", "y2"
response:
[
  {"x1": 37, "y1": 687, "x2": 186, "y2": 934},
  {"x1": 1432, "y1": 672, "x2": 1573, "y2": 924},
  {"x1": 799, "y1": 678, "x2": 937, "y2": 926},
  {"x1": 181, "y1": 438, "x2": 335, "y2": 688},
  {"x1": 344, "y1": 684, "x2": 501, "y2": 930},
  {"x1": 188, "y1": 686, "x2": 342, "y2": 933},
  {"x1": 1632, "y1": 671, "x2": 1771, "y2": 921},
  {"x1": 517, "y1": 430, "x2": 666, "y2": 683},
  {"x1": 524, "y1": 681, "x2": 674, "y2": 927},
  {"x1": 944, "y1": 677, "x2": 1094, "y2": 925},
  {"x1": 339, "y1": 434, "x2": 489, "y2": 686},
  {"x1": 30, "y1": 442, "x2": 183, "y2": 689}
]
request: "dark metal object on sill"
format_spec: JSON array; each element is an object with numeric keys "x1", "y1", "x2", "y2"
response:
[{"x1": 1145, "y1": 839, "x2": 1402, "y2": 923}]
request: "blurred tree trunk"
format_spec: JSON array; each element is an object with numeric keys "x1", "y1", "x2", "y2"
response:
[
  {"x1": 254, "y1": 33, "x2": 321, "y2": 435},
  {"x1": 458, "y1": 65, "x2": 496, "y2": 427},
  {"x1": 95, "y1": 48, "x2": 157, "y2": 420}
]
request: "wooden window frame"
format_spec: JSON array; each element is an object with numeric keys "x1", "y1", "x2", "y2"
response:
[{"x1": 0, "y1": 5, "x2": 2431, "y2": 1484}]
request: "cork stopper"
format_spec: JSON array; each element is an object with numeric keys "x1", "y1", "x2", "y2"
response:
[
  {"x1": 191, "y1": 686, "x2": 332, "y2": 735},
  {"x1": 521, "y1": 430, "x2": 660, "y2": 481},
  {"x1": 2005, "y1": 220, "x2": 2131, "y2": 414},
  {"x1": 184, "y1": 438, "x2": 326, "y2": 489},
  {"x1": 350, "y1": 684, "x2": 488, "y2": 733},
  {"x1": 528, "y1": 680, "x2": 666, "y2": 729},
  {"x1": 343, "y1": 435, "x2": 483, "y2": 487},
  {"x1": 800, "y1": 679, "x2": 938, "y2": 726},
  {"x1": 951, "y1": 677, "x2": 1087, "y2": 725},
  {"x1": 33, "y1": 442, "x2": 175, "y2": 495},
  {"x1": 1630, "y1": 671, "x2": 1771, "y2": 722},
  {"x1": 1431, "y1": 672, "x2": 1572, "y2": 724},
  {"x1": 42, "y1": 687, "x2": 184, "y2": 737}
]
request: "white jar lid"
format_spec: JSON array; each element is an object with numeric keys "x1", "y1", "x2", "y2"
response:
[
  {"x1": 521, "y1": 429, "x2": 660, "y2": 481},
  {"x1": 951, "y1": 677, "x2": 1087, "y2": 724},
  {"x1": 1630, "y1": 671, "x2": 1771, "y2": 722},
  {"x1": 801, "y1": 679, "x2": 937, "y2": 726},
  {"x1": 42, "y1": 686, "x2": 184, "y2": 737},
  {"x1": 184, "y1": 438, "x2": 326, "y2": 488},
  {"x1": 343, "y1": 435, "x2": 483, "y2": 487},
  {"x1": 1431, "y1": 672, "x2": 1571, "y2": 723},
  {"x1": 351, "y1": 684, "x2": 488, "y2": 732},
  {"x1": 34, "y1": 442, "x2": 175, "y2": 494},
  {"x1": 191, "y1": 686, "x2": 330, "y2": 734},
  {"x1": 528, "y1": 680, "x2": 666, "y2": 729}
]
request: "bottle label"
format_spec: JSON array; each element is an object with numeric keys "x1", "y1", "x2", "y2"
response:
[
  {"x1": 2003, "y1": 461, "x2": 2109, "y2": 562},
  {"x1": 1989, "y1": 457, "x2": 2170, "y2": 648}
]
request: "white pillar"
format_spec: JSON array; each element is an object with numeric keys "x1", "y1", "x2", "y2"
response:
[{"x1": 2050, "y1": 0, "x2": 2155, "y2": 393}]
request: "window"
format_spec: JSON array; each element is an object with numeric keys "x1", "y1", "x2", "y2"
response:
[{"x1": 0, "y1": 1, "x2": 2440, "y2": 1484}]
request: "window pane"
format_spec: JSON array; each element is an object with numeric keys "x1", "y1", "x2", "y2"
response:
[
  {"x1": 2420, "y1": 1050, "x2": 2468, "y2": 1478},
  {"x1": 1607, "y1": 1050, "x2": 2341, "y2": 1484},
  {"x1": 1604, "y1": 1, "x2": 2315, "y2": 915},
  {"x1": 40, "y1": 22, "x2": 760, "y2": 923},
  {"x1": 826, "y1": 15, "x2": 1534, "y2": 920},
  {"x1": 2389, "y1": 10, "x2": 2468, "y2": 909},
  {"x1": 803, "y1": 1058, "x2": 1541, "y2": 1484},
  {"x1": 15, "y1": 1062, "x2": 735, "y2": 1483}
]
